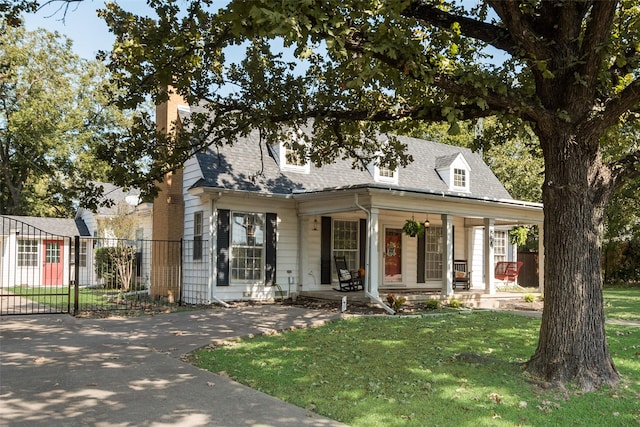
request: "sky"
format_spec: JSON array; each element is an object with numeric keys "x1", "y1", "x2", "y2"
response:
[{"x1": 24, "y1": 1, "x2": 154, "y2": 60}]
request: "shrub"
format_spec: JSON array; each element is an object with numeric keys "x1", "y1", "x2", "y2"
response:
[
  {"x1": 448, "y1": 298, "x2": 463, "y2": 308},
  {"x1": 386, "y1": 293, "x2": 407, "y2": 311},
  {"x1": 424, "y1": 299, "x2": 441, "y2": 310},
  {"x1": 523, "y1": 293, "x2": 536, "y2": 303}
]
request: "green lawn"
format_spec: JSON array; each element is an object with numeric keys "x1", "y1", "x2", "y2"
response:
[
  {"x1": 191, "y1": 292, "x2": 640, "y2": 426},
  {"x1": 604, "y1": 288, "x2": 640, "y2": 321},
  {"x1": 5, "y1": 285, "x2": 125, "y2": 310}
]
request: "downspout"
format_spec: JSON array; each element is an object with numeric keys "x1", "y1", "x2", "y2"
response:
[
  {"x1": 210, "y1": 193, "x2": 231, "y2": 308},
  {"x1": 354, "y1": 194, "x2": 395, "y2": 315}
]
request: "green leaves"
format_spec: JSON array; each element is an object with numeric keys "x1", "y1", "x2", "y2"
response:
[{"x1": 1, "y1": 24, "x2": 129, "y2": 215}]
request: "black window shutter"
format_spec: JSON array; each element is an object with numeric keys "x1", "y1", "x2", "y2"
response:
[
  {"x1": 359, "y1": 218, "x2": 366, "y2": 269},
  {"x1": 320, "y1": 216, "x2": 332, "y2": 284},
  {"x1": 417, "y1": 233, "x2": 426, "y2": 283},
  {"x1": 265, "y1": 213, "x2": 277, "y2": 286},
  {"x1": 216, "y1": 209, "x2": 230, "y2": 286}
]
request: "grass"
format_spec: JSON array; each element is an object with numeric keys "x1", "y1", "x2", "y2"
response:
[
  {"x1": 7, "y1": 285, "x2": 112, "y2": 304},
  {"x1": 605, "y1": 288, "x2": 640, "y2": 321},
  {"x1": 5, "y1": 285, "x2": 134, "y2": 310},
  {"x1": 190, "y1": 291, "x2": 640, "y2": 427}
]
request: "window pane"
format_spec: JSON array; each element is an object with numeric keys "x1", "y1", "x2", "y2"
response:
[
  {"x1": 494, "y1": 231, "x2": 507, "y2": 263},
  {"x1": 454, "y1": 169, "x2": 466, "y2": 187},
  {"x1": 45, "y1": 242, "x2": 60, "y2": 263},
  {"x1": 231, "y1": 213, "x2": 264, "y2": 282},
  {"x1": 333, "y1": 220, "x2": 359, "y2": 274},
  {"x1": 18, "y1": 239, "x2": 38, "y2": 267},
  {"x1": 425, "y1": 227, "x2": 443, "y2": 279}
]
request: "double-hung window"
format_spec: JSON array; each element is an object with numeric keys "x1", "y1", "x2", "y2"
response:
[
  {"x1": 494, "y1": 231, "x2": 507, "y2": 263},
  {"x1": 425, "y1": 227, "x2": 443, "y2": 279},
  {"x1": 193, "y1": 211, "x2": 203, "y2": 261},
  {"x1": 231, "y1": 212, "x2": 264, "y2": 281},
  {"x1": 333, "y1": 220, "x2": 359, "y2": 274}
]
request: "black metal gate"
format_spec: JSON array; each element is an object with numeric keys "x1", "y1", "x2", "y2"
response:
[
  {"x1": 1, "y1": 215, "x2": 192, "y2": 316},
  {"x1": 0, "y1": 216, "x2": 72, "y2": 315}
]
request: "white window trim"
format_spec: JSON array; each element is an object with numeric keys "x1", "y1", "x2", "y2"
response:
[
  {"x1": 374, "y1": 164, "x2": 398, "y2": 185},
  {"x1": 230, "y1": 211, "x2": 265, "y2": 283},
  {"x1": 193, "y1": 211, "x2": 204, "y2": 261},
  {"x1": 452, "y1": 168, "x2": 468, "y2": 191},
  {"x1": 279, "y1": 141, "x2": 310, "y2": 174}
]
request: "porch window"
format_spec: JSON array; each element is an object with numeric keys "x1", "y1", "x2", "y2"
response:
[
  {"x1": 333, "y1": 220, "x2": 359, "y2": 273},
  {"x1": 425, "y1": 227, "x2": 443, "y2": 279},
  {"x1": 18, "y1": 239, "x2": 38, "y2": 267},
  {"x1": 193, "y1": 211, "x2": 203, "y2": 261},
  {"x1": 494, "y1": 230, "x2": 507, "y2": 263},
  {"x1": 231, "y1": 212, "x2": 264, "y2": 282}
]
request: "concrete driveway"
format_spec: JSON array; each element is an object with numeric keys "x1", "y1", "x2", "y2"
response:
[{"x1": 0, "y1": 305, "x2": 347, "y2": 427}]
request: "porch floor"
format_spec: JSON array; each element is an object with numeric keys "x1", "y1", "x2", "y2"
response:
[{"x1": 298, "y1": 287, "x2": 540, "y2": 310}]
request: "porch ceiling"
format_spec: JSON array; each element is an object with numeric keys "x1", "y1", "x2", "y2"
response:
[{"x1": 294, "y1": 187, "x2": 543, "y2": 224}]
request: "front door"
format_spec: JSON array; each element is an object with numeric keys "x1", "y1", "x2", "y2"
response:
[
  {"x1": 384, "y1": 228, "x2": 402, "y2": 284},
  {"x1": 43, "y1": 240, "x2": 64, "y2": 285}
]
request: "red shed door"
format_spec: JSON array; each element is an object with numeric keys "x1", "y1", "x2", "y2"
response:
[{"x1": 43, "y1": 240, "x2": 64, "y2": 285}]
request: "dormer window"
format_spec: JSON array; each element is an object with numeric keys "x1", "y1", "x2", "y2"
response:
[
  {"x1": 453, "y1": 168, "x2": 466, "y2": 188},
  {"x1": 279, "y1": 141, "x2": 310, "y2": 174},
  {"x1": 285, "y1": 147, "x2": 306, "y2": 167},
  {"x1": 435, "y1": 152, "x2": 471, "y2": 192},
  {"x1": 374, "y1": 164, "x2": 398, "y2": 184}
]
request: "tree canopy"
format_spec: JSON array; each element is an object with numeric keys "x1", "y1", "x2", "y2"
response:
[
  {"x1": 10, "y1": 0, "x2": 640, "y2": 391},
  {"x1": 95, "y1": 0, "x2": 640, "y2": 391},
  {"x1": 0, "y1": 21, "x2": 129, "y2": 215}
]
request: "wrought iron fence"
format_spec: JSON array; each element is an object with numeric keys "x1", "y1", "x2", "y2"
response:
[
  {"x1": 1, "y1": 215, "x2": 213, "y2": 316},
  {"x1": 74, "y1": 238, "x2": 211, "y2": 313},
  {"x1": 1, "y1": 216, "x2": 72, "y2": 315}
]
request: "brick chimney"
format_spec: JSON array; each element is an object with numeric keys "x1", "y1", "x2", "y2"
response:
[
  {"x1": 151, "y1": 88, "x2": 187, "y2": 300},
  {"x1": 153, "y1": 88, "x2": 186, "y2": 242}
]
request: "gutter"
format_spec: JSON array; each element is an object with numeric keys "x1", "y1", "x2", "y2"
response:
[{"x1": 354, "y1": 194, "x2": 395, "y2": 315}]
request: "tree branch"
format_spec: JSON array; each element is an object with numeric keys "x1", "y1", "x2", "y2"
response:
[
  {"x1": 403, "y1": 0, "x2": 517, "y2": 55},
  {"x1": 610, "y1": 150, "x2": 640, "y2": 190},
  {"x1": 600, "y1": 79, "x2": 640, "y2": 131},
  {"x1": 486, "y1": 0, "x2": 548, "y2": 60},
  {"x1": 341, "y1": 35, "x2": 542, "y2": 123},
  {"x1": 580, "y1": 1, "x2": 618, "y2": 90}
]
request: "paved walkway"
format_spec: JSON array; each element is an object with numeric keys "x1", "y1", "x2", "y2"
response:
[{"x1": 0, "y1": 306, "x2": 347, "y2": 427}]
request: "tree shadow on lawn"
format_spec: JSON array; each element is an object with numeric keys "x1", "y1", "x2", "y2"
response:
[{"x1": 192, "y1": 312, "x2": 640, "y2": 427}]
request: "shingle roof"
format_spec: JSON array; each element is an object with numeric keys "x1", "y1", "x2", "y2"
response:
[
  {"x1": 1, "y1": 216, "x2": 91, "y2": 237},
  {"x1": 183, "y1": 109, "x2": 511, "y2": 200},
  {"x1": 92, "y1": 182, "x2": 142, "y2": 216}
]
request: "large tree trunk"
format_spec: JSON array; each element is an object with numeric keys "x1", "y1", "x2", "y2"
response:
[{"x1": 526, "y1": 129, "x2": 619, "y2": 391}]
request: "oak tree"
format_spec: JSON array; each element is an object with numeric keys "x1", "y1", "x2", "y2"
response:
[{"x1": 95, "y1": 1, "x2": 640, "y2": 391}]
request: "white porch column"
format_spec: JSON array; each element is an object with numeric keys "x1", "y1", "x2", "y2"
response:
[
  {"x1": 484, "y1": 218, "x2": 496, "y2": 295},
  {"x1": 368, "y1": 208, "x2": 380, "y2": 298},
  {"x1": 441, "y1": 214, "x2": 454, "y2": 296},
  {"x1": 538, "y1": 223, "x2": 545, "y2": 295}
]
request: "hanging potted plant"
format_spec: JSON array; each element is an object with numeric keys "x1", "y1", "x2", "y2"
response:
[
  {"x1": 402, "y1": 218, "x2": 425, "y2": 237},
  {"x1": 509, "y1": 226, "x2": 529, "y2": 246}
]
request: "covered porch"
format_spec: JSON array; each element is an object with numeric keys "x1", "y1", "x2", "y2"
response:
[{"x1": 293, "y1": 186, "x2": 544, "y2": 303}]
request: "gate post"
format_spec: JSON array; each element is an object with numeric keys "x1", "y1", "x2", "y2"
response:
[{"x1": 74, "y1": 236, "x2": 80, "y2": 315}]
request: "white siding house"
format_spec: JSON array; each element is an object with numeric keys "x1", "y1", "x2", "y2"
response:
[{"x1": 157, "y1": 101, "x2": 544, "y2": 304}]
